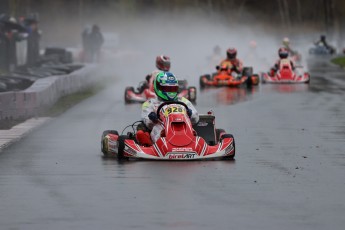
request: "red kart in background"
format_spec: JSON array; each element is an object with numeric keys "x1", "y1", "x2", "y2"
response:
[
  {"x1": 101, "y1": 101, "x2": 235, "y2": 160},
  {"x1": 124, "y1": 76, "x2": 197, "y2": 104},
  {"x1": 199, "y1": 64, "x2": 260, "y2": 89},
  {"x1": 261, "y1": 59, "x2": 310, "y2": 84}
]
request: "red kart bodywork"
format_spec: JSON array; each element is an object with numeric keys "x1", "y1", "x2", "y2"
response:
[
  {"x1": 124, "y1": 78, "x2": 197, "y2": 104},
  {"x1": 101, "y1": 102, "x2": 235, "y2": 160},
  {"x1": 262, "y1": 59, "x2": 310, "y2": 84}
]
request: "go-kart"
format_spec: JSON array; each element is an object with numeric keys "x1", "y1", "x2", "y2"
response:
[
  {"x1": 261, "y1": 59, "x2": 310, "y2": 84},
  {"x1": 124, "y1": 76, "x2": 197, "y2": 104},
  {"x1": 199, "y1": 64, "x2": 259, "y2": 89},
  {"x1": 309, "y1": 44, "x2": 336, "y2": 55},
  {"x1": 101, "y1": 101, "x2": 235, "y2": 160}
]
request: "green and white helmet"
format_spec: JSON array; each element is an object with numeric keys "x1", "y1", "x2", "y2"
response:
[{"x1": 154, "y1": 72, "x2": 179, "y2": 101}]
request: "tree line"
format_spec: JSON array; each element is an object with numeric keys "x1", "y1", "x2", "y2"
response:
[{"x1": 2, "y1": 0, "x2": 344, "y2": 37}]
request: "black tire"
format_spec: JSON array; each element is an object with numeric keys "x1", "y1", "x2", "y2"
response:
[
  {"x1": 215, "y1": 129, "x2": 226, "y2": 143},
  {"x1": 178, "y1": 80, "x2": 188, "y2": 90},
  {"x1": 220, "y1": 134, "x2": 235, "y2": 160},
  {"x1": 243, "y1": 67, "x2": 254, "y2": 88},
  {"x1": 101, "y1": 130, "x2": 119, "y2": 155},
  {"x1": 252, "y1": 74, "x2": 260, "y2": 86},
  {"x1": 199, "y1": 74, "x2": 211, "y2": 89},
  {"x1": 124, "y1": 87, "x2": 134, "y2": 104},
  {"x1": 242, "y1": 67, "x2": 253, "y2": 77},
  {"x1": 261, "y1": 73, "x2": 266, "y2": 84},
  {"x1": 187, "y1": 86, "x2": 197, "y2": 102},
  {"x1": 117, "y1": 135, "x2": 130, "y2": 161},
  {"x1": 199, "y1": 76, "x2": 206, "y2": 89}
]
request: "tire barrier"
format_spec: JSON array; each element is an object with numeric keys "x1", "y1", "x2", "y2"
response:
[{"x1": 0, "y1": 64, "x2": 98, "y2": 120}]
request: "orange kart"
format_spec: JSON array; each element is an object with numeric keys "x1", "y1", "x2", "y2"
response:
[{"x1": 199, "y1": 64, "x2": 259, "y2": 89}]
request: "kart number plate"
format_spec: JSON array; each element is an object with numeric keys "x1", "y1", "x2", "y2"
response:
[{"x1": 164, "y1": 105, "x2": 186, "y2": 117}]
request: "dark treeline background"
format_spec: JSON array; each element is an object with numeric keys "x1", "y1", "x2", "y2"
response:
[{"x1": 1, "y1": 0, "x2": 344, "y2": 47}]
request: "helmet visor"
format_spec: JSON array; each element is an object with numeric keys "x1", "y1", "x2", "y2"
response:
[
  {"x1": 157, "y1": 83, "x2": 178, "y2": 93},
  {"x1": 279, "y1": 52, "x2": 289, "y2": 58},
  {"x1": 161, "y1": 62, "x2": 170, "y2": 71}
]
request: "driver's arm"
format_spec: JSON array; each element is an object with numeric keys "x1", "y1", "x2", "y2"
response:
[
  {"x1": 180, "y1": 97, "x2": 199, "y2": 124},
  {"x1": 142, "y1": 99, "x2": 156, "y2": 130}
]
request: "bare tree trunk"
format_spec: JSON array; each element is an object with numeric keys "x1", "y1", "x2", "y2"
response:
[
  {"x1": 330, "y1": 0, "x2": 341, "y2": 49},
  {"x1": 324, "y1": 0, "x2": 331, "y2": 33},
  {"x1": 236, "y1": 0, "x2": 247, "y2": 23},
  {"x1": 296, "y1": 0, "x2": 302, "y2": 24},
  {"x1": 282, "y1": 0, "x2": 291, "y2": 31},
  {"x1": 79, "y1": 0, "x2": 84, "y2": 26},
  {"x1": 9, "y1": 0, "x2": 18, "y2": 16},
  {"x1": 277, "y1": 0, "x2": 286, "y2": 28}
]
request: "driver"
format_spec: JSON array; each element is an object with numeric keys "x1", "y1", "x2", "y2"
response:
[
  {"x1": 136, "y1": 71, "x2": 199, "y2": 145},
  {"x1": 137, "y1": 55, "x2": 171, "y2": 93},
  {"x1": 282, "y1": 37, "x2": 299, "y2": 57},
  {"x1": 314, "y1": 35, "x2": 335, "y2": 54},
  {"x1": 218, "y1": 48, "x2": 243, "y2": 74},
  {"x1": 270, "y1": 47, "x2": 295, "y2": 76}
]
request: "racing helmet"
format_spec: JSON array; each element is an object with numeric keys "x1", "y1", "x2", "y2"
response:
[
  {"x1": 154, "y1": 72, "x2": 179, "y2": 101},
  {"x1": 283, "y1": 37, "x2": 290, "y2": 46},
  {"x1": 156, "y1": 55, "x2": 171, "y2": 71},
  {"x1": 226, "y1": 48, "x2": 237, "y2": 59},
  {"x1": 278, "y1": 47, "x2": 289, "y2": 59}
]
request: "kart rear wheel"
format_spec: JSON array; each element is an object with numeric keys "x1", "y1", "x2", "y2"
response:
[
  {"x1": 252, "y1": 74, "x2": 260, "y2": 85},
  {"x1": 178, "y1": 80, "x2": 188, "y2": 90},
  {"x1": 215, "y1": 129, "x2": 226, "y2": 143},
  {"x1": 261, "y1": 73, "x2": 266, "y2": 84},
  {"x1": 117, "y1": 135, "x2": 130, "y2": 161},
  {"x1": 305, "y1": 74, "x2": 311, "y2": 84},
  {"x1": 101, "y1": 130, "x2": 119, "y2": 155},
  {"x1": 221, "y1": 134, "x2": 235, "y2": 160},
  {"x1": 242, "y1": 67, "x2": 253, "y2": 77},
  {"x1": 187, "y1": 86, "x2": 197, "y2": 103},
  {"x1": 243, "y1": 67, "x2": 254, "y2": 88},
  {"x1": 199, "y1": 74, "x2": 211, "y2": 89},
  {"x1": 124, "y1": 87, "x2": 134, "y2": 104}
]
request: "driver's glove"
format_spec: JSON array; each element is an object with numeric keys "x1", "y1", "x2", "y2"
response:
[
  {"x1": 148, "y1": 112, "x2": 158, "y2": 122},
  {"x1": 187, "y1": 108, "x2": 193, "y2": 118}
]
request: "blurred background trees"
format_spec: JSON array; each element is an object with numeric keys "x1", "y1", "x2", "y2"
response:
[{"x1": 1, "y1": 0, "x2": 345, "y2": 46}]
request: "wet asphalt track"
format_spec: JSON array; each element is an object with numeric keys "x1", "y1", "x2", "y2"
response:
[{"x1": 1, "y1": 60, "x2": 345, "y2": 230}]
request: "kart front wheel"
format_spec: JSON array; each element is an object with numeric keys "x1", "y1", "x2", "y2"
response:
[
  {"x1": 101, "y1": 130, "x2": 119, "y2": 156},
  {"x1": 221, "y1": 134, "x2": 235, "y2": 160},
  {"x1": 124, "y1": 87, "x2": 134, "y2": 104},
  {"x1": 187, "y1": 86, "x2": 197, "y2": 103},
  {"x1": 117, "y1": 135, "x2": 130, "y2": 161}
]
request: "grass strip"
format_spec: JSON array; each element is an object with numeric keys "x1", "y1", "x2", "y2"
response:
[
  {"x1": 42, "y1": 84, "x2": 104, "y2": 117},
  {"x1": 331, "y1": 56, "x2": 345, "y2": 68}
]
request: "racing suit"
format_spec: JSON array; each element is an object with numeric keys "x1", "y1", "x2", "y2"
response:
[
  {"x1": 283, "y1": 44, "x2": 298, "y2": 56},
  {"x1": 141, "y1": 97, "x2": 199, "y2": 143},
  {"x1": 219, "y1": 58, "x2": 243, "y2": 73},
  {"x1": 139, "y1": 69, "x2": 160, "y2": 93},
  {"x1": 271, "y1": 58, "x2": 295, "y2": 76}
]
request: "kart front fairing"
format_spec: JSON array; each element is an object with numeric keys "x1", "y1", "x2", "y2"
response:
[{"x1": 110, "y1": 103, "x2": 235, "y2": 160}]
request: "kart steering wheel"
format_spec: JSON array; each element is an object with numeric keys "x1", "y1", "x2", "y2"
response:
[{"x1": 156, "y1": 101, "x2": 190, "y2": 119}]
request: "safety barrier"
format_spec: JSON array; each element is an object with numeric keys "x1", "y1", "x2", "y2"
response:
[{"x1": 0, "y1": 64, "x2": 98, "y2": 120}]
